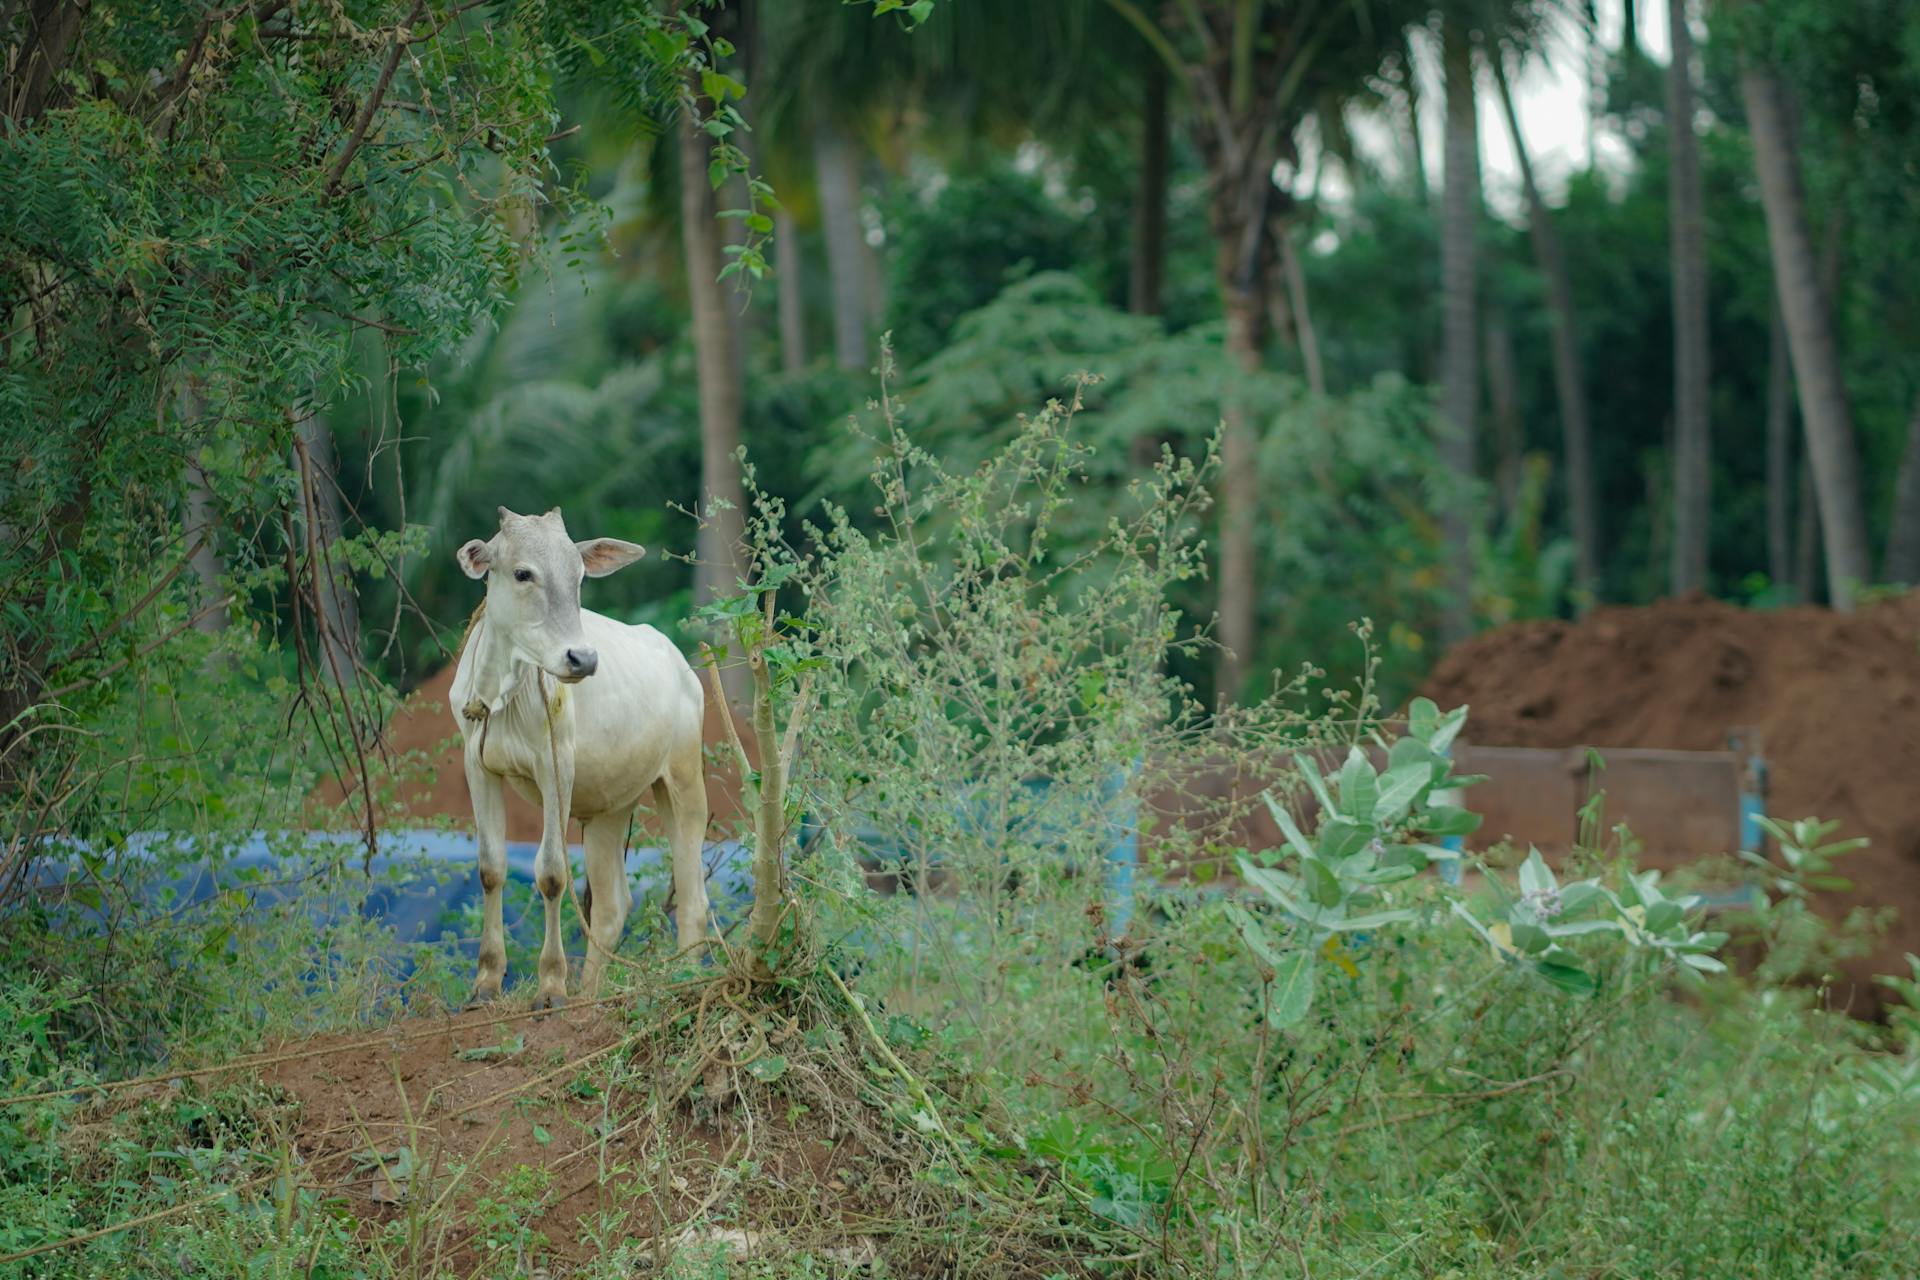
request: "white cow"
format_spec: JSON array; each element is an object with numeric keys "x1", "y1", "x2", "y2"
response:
[{"x1": 449, "y1": 506, "x2": 709, "y2": 1009}]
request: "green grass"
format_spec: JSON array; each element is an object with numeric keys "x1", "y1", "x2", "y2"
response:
[{"x1": 4, "y1": 836, "x2": 1920, "y2": 1278}]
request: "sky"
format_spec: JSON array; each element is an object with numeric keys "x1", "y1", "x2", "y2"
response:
[{"x1": 1342, "y1": 0, "x2": 1679, "y2": 220}]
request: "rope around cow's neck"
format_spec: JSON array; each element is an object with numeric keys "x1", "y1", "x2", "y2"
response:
[{"x1": 536, "y1": 667, "x2": 645, "y2": 978}]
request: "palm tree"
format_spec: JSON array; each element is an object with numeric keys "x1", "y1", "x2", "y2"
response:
[
  {"x1": 1665, "y1": 0, "x2": 1711, "y2": 596},
  {"x1": 1130, "y1": 60, "x2": 1171, "y2": 316},
  {"x1": 1740, "y1": 61, "x2": 1872, "y2": 607},
  {"x1": 1105, "y1": 0, "x2": 1423, "y2": 698},
  {"x1": 1492, "y1": 45, "x2": 1599, "y2": 601},
  {"x1": 811, "y1": 119, "x2": 872, "y2": 372},
  {"x1": 775, "y1": 207, "x2": 808, "y2": 372},
  {"x1": 1886, "y1": 398, "x2": 1920, "y2": 584},
  {"x1": 1437, "y1": 13, "x2": 1481, "y2": 644},
  {"x1": 678, "y1": 99, "x2": 748, "y2": 614},
  {"x1": 1764, "y1": 301, "x2": 1794, "y2": 587}
]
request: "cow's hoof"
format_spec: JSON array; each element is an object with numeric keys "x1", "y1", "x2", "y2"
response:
[
  {"x1": 531, "y1": 991, "x2": 567, "y2": 1015},
  {"x1": 461, "y1": 991, "x2": 499, "y2": 1013}
]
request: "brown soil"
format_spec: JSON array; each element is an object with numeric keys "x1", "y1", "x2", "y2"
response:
[
  {"x1": 246, "y1": 991, "x2": 1076, "y2": 1277},
  {"x1": 1419, "y1": 592, "x2": 1920, "y2": 1012},
  {"x1": 314, "y1": 664, "x2": 754, "y2": 845}
]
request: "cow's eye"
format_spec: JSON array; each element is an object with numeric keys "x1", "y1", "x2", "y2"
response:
[{"x1": 513, "y1": 568, "x2": 534, "y2": 583}]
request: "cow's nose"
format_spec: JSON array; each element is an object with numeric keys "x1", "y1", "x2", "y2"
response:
[{"x1": 564, "y1": 647, "x2": 598, "y2": 678}]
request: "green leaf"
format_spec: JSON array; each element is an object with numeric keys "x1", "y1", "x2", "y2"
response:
[
  {"x1": 1318, "y1": 816, "x2": 1374, "y2": 862},
  {"x1": 1509, "y1": 919, "x2": 1551, "y2": 954},
  {"x1": 1373, "y1": 761, "x2": 1431, "y2": 826},
  {"x1": 1237, "y1": 857, "x2": 1303, "y2": 911},
  {"x1": 1545, "y1": 919, "x2": 1621, "y2": 938},
  {"x1": 1225, "y1": 902, "x2": 1282, "y2": 969},
  {"x1": 1644, "y1": 900, "x2": 1685, "y2": 935},
  {"x1": 1327, "y1": 907, "x2": 1414, "y2": 932},
  {"x1": 1557, "y1": 882, "x2": 1604, "y2": 915},
  {"x1": 1350, "y1": 862, "x2": 1419, "y2": 886},
  {"x1": 532, "y1": 1124, "x2": 551, "y2": 1146},
  {"x1": 749, "y1": 1054, "x2": 789, "y2": 1083},
  {"x1": 455, "y1": 1034, "x2": 525, "y2": 1061},
  {"x1": 567, "y1": 31, "x2": 607, "y2": 66},
  {"x1": 1301, "y1": 857, "x2": 1343, "y2": 909},
  {"x1": 1534, "y1": 960, "x2": 1597, "y2": 997},
  {"x1": 1338, "y1": 747, "x2": 1378, "y2": 823},
  {"x1": 1518, "y1": 849, "x2": 1556, "y2": 898},
  {"x1": 1267, "y1": 950, "x2": 1315, "y2": 1027},
  {"x1": 1408, "y1": 696, "x2": 1440, "y2": 740},
  {"x1": 1293, "y1": 753, "x2": 1337, "y2": 817},
  {"x1": 1451, "y1": 900, "x2": 1514, "y2": 955},
  {"x1": 1427, "y1": 704, "x2": 1468, "y2": 758},
  {"x1": 1680, "y1": 952, "x2": 1727, "y2": 973},
  {"x1": 1261, "y1": 792, "x2": 1319, "y2": 862},
  {"x1": 1418, "y1": 804, "x2": 1482, "y2": 838}
]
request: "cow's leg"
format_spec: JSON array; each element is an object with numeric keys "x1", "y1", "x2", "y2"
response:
[
  {"x1": 578, "y1": 808, "x2": 634, "y2": 999},
  {"x1": 464, "y1": 753, "x2": 510, "y2": 1008},
  {"x1": 531, "y1": 719, "x2": 577, "y2": 1012},
  {"x1": 662, "y1": 740, "x2": 711, "y2": 953}
]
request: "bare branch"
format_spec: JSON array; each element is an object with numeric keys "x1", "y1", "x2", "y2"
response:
[{"x1": 324, "y1": 0, "x2": 426, "y2": 196}]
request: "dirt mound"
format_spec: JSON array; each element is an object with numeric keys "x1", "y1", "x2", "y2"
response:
[
  {"x1": 1420, "y1": 593, "x2": 1920, "y2": 1008},
  {"x1": 248, "y1": 982, "x2": 1087, "y2": 1277},
  {"x1": 314, "y1": 664, "x2": 753, "y2": 845}
]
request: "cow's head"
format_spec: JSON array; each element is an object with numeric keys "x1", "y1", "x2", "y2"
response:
[{"x1": 457, "y1": 507, "x2": 645, "y2": 682}]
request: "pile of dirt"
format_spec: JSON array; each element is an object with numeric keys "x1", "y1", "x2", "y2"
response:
[
  {"x1": 245, "y1": 982, "x2": 1091, "y2": 1276},
  {"x1": 1420, "y1": 593, "x2": 1920, "y2": 1008},
  {"x1": 315, "y1": 664, "x2": 752, "y2": 845}
]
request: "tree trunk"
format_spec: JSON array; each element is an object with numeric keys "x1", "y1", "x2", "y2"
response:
[
  {"x1": 295, "y1": 411, "x2": 358, "y2": 689},
  {"x1": 1199, "y1": 106, "x2": 1281, "y2": 704},
  {"x1": 176, "y1": 380, "x2": 227, "y2": 635},
  {"x1": 185, "y1": 458, "x2": 226, "y2": 635},
  {"x1": 814, "y1": 119, "x2": 868, "y2": 371},
  {"x1": 775, "y1": 210, "x2": 807, "y2": 373},
  {"x1": 1494, "y1": 53, "x2": 1600, "y2": 601},
  {"x1": 1216, "y1": 293, "x2": 1265, "y2": 703},
  {"x1": 5, "y1": 0, "x2": 86, "y2": 124},
  {"x1": 1130, "y1": 61, "x2": 1170, "y2": 316},
  {"x1": 1666, "y1": 0, "x2": 1711, "y2": 596},
  {"x1": 1278, "y1": 226, "x2": 1325, "y2": 396},
  {"x1": 1765, "y1": 301, "x2": 1794, "y2": 586},
  {"x1": 679, "y1": 106, "x2": 748, "y2": 636},
  {"x1": 860, "y1": 177, "x2": 887, "y2": 336},
  {"x1": 1794, "y1": 454, "x2": 1821, "y2": 601},
  {"x1": 1883, "y1": 396, "x2": 1920, "y2": 584},
  {"x1": 1742, "y1": 67, "x2": 1873, "y2": 608},
  {"x1": 1401, "y1": 30, "x2": 1429, "y2": 205},
  {"x1": 1439, "y1": 19, "x2": 1480, "y2": 644},
  {"x1": 1622, "y1": 0, "x2": 1640, "y2": 59},
  {"x1": 1485, "y1": 315, "x2": 1522, "y2": 519},
  {"x1": 1584, "y1": 0, "x2": 1601, "y2": 158}
]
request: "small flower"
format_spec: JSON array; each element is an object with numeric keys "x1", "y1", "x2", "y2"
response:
[{"x1": 1520, "y1": 887, "x2": 1564, "y2": 920}]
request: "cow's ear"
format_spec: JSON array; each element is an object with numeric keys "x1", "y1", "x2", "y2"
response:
[
  {"x1": 457, "y1": 539, "x2": 493, "y2": 580},
  {"x1": 577, "y1": 538, "x2": 646, "y2": 578}
]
